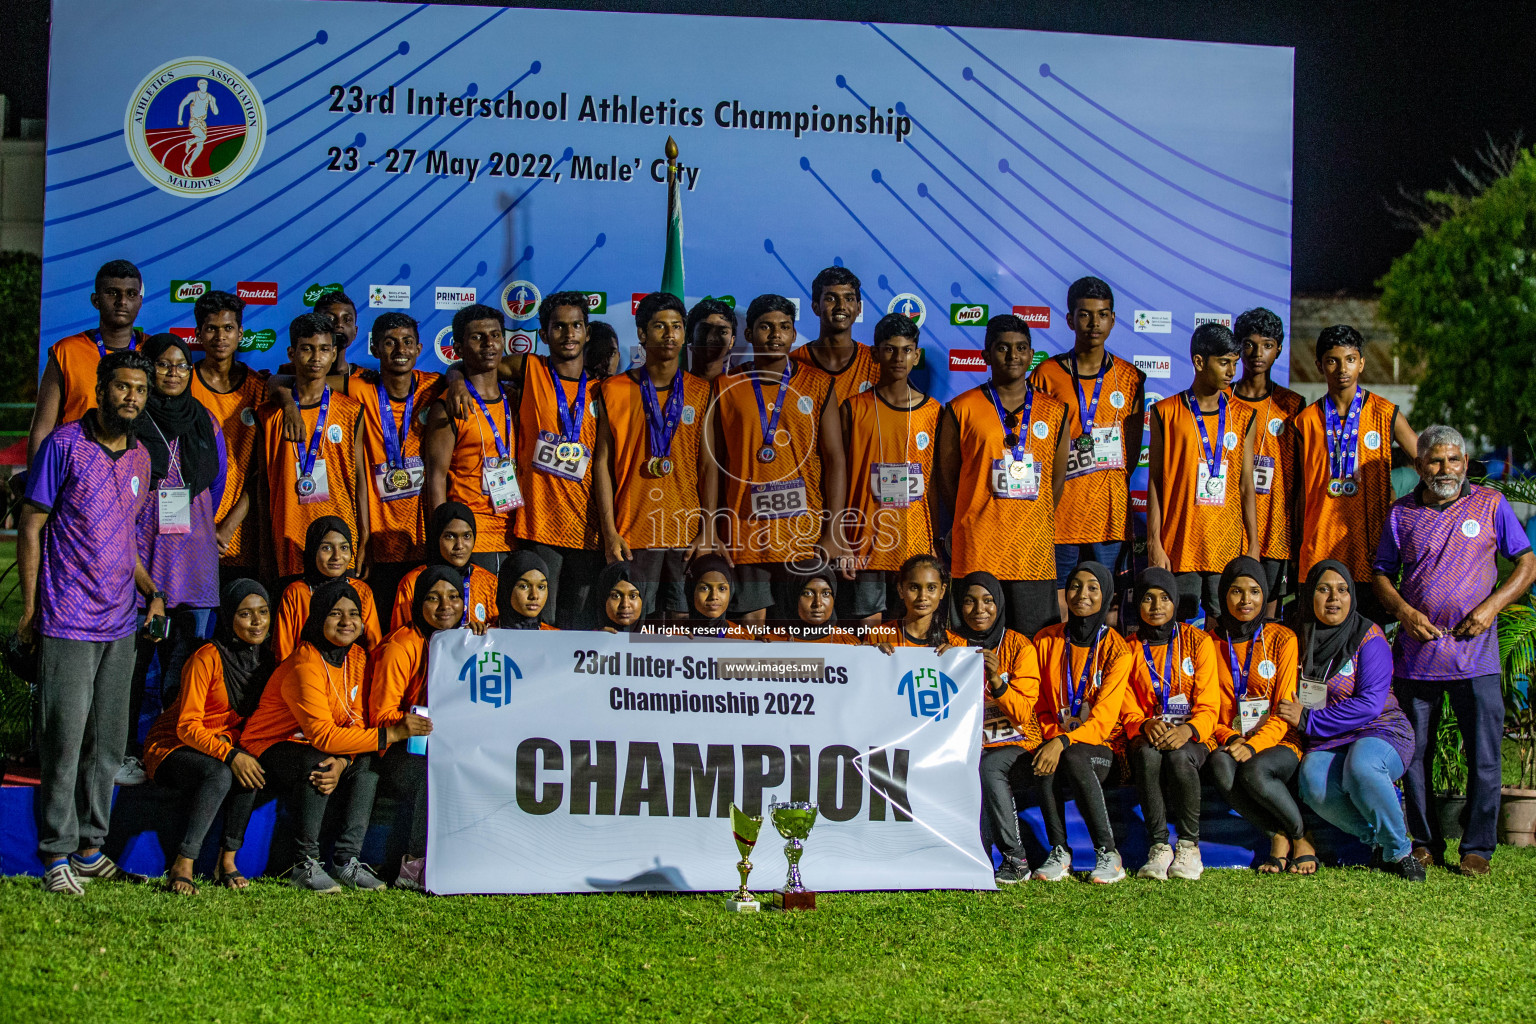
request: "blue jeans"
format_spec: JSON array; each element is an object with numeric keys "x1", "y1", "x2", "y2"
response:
[{"x1": 1298, "y1": 738, "x2": 1410, "y2": 862}]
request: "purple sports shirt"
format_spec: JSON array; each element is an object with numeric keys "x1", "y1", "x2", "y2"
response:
[
  {"x1": 135, "y1": 418, "x2": 226, "y2": 610},
  {"x1": 1302, "y1": 625, "x2": 1416, "y2": 769}
]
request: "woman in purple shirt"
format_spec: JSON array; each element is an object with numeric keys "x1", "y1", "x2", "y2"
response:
[{"x1": 1276, "y1": 560, "x2": 1422, "y2": 882}]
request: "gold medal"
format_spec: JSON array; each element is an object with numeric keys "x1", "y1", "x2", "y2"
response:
[{"x1": 387, "y1": 467, "x2": 412, "y2": 491}]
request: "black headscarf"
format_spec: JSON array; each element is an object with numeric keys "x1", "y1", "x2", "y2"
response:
[
  {"x1": 952, "y1": 571, "x2": 1006, "y2": 650},
  {"x1": 1065, "y1": 561, "x2": 1114, "y2": 647},
  {"x1": 428, "y1": 501, "x2": 477, "y2": 580},
  {"x1": 302, "y1": 516, "x2": 354, "y2": 587},
  {"x1": 1295, "y1": 559, "x2": 1373, "y2": 680},
  {"x1": 140, "y1": 333, "x2": 220, "y2": 497},
  {"x1": 593, "y1": 560, "x2": 643, "y2": 632},
  {"x1": 206, "y1": 578, "x2": 274, "y2": 718},
  {"x1": 785, "y1": 559, "x2": 838, "y2": 640},
  {"x1": 1132, "y1": 567, "x2": 1180, "y2": 646},
  {"x1": 301, "y1": 578, "x2": 364, "y2": 667},
  {"x1": 412, "y1": 564, "x2": 463, "y2": 637},
  {"x1": 687, "y1": 555, "x2": 737, "y2": 632},
  {"x1": 497, "y1": 549, "x2": 551, "y2": 629},
  {"x1": 1216, "y1": 556, "x2": 1268, "y2": 643}
]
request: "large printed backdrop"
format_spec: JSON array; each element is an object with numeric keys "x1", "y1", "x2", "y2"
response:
[{"x1": 42, "y1": 0, "x2": 1293, "y2": 401}]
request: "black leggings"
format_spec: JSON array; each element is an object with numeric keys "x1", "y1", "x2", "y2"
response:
[
  {"x1": 377, "y1": 745, "x2": 428, "y2": 859},
  {"x1": 259, "y1": 742, "x2": 379, "y2": 862},
  {"x1": 979, "y1": 745, "x2": 1035, "y2": 859},
  {"x1": 1038, "y1": 741, "x2": 1116, "y2": 852},
  {"x1": 155, "y1": 747, "x2": 258, "y2": 861},
  {"x1": 1206, "y1": 745, "x2": 1304, "y2": 841},
  {"x1": 1130, "y1": 737, "x2": 1208, "y2": 844}
]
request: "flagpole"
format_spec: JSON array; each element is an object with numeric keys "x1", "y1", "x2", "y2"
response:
[{"x1": 661, "y1": 136, "x2": 684, "y2": 301}]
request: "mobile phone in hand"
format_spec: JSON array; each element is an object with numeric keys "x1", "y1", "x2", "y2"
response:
[
  {"x1": 408, "y1": 704, "x2": 430, "y2": 756},
  {"x1": 147, "y1": 615, "x2": 169, "y2": 640}
]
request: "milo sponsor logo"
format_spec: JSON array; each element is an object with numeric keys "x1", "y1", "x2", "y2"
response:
[
  {"x1": 950, "y1": 303, "x2": 987, "y2": 326},
  {"x1": 170, "y1": 279, "x2": 210, "y2": 302},
  {"x1": 581, "y1": 291, "x2": 607, "y2": 314},
  {"x1": 238, "y1": 328, "x2": 278, "y2": 352}
]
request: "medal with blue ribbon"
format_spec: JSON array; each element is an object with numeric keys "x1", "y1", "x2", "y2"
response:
[
  {"x1": 752, "y1": 361, "x2": 792, "y2": 463},
  {"x1": 640, "y1": 368, "x2": 685, "y2": 477},
  {"x1": 1061, "y1": 626, "x2": 1105, "y2": 724},
  {"x1": 378, "y1": 375, "x2": 416, "y2": 492},
  {"x1": 1070, "y1": 352, "x2": 1109, "y2": 454},
  {"x1": 987, "y1": 379, "x2": 1034, "y2": 481},
  {"x1": 292, "y1": 385, "x2": 330, "y2": 497},
  {"x1": 1324, "y1": 389, "x2": 1365, "y2": 497},
  {"x1": 548, "y1": 360, "x2": 589, "y2": 463},
  {"x1": 1185, "y1": 389, "x2": 1227, "y2": 499}
]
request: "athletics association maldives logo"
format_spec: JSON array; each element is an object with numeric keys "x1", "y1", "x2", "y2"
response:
[
  {"x1": 502, "y1": 280, "x2": 541, "y2": 322},
  {"x1": 124, "y1": 57, "x2": 266, "y2": 198},
  {"x1": 461, "y1": 651, "x2": 523, "y2": 708}
]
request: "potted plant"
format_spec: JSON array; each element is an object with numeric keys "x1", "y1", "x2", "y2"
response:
[
  {"x1": 1496, "y1": 601, "x2": 1536, "y2": 846},
  {"x1": 1428, "y1": 701, "x2": 1469, "y2": 841}
]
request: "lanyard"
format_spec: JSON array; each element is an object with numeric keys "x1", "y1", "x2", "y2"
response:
[
  {"x1": 1227, "y1": 624, "x2": 1263, "y2": 702},
  {"x1": 752, "y1": 361, "x2": 793, "y2": 458},
  {"x1": 640, "y1": 368, "x2": 686, "y2": 458},
  {"x1": 986, "y1": 380, "x2": 1033, "y2": 461},
  {"x1": 1184, "y1": 390, "x2": 1227, "y2": 477},
  {"x1": 1070, "y1": 352, "x2": 1109, "y2": 439},
  {"x1": 1141, "y1": 631, "x2": 1178, "y2": 714},
  {"x1": 1324, "y1": 389, "x2": 1366, "y2": 480},
  {"x1": 464, "y1": 379, "x2": 513, "y2": 461},
  {"x1": 460, "y1": 572, "x2": 471, "y2": 627},
  {"x1": 1061, "y1": 626, "x2": 1104, "y2": 719},
  {"x1": 378, "y1": 376, "x2": 416, "y2": 470},
  {"x1": 292, "y1": 386, "x2": 331, "y2": 478},
  {"x1": 91, "y1": 329, "x2": 136, "y2": 358},
  {"x1": 547, "y1": 360, "x2": 589, "y2": 444}
]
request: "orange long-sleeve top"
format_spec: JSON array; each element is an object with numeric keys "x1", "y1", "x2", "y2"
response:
[
  {"x1": 389, "y1": 563, "x2": 498, "y2": 632},
  {"x1": 864, "y1": 620, "x2": 966, "y2": 649},
  {"x1": 274, "y1": 579, "x2": 383, "y2": 662},
  {"x1": 143, "y1": 643, "x2": 247, "y2": 778},
  {"x1": 368, "y1": 625, "x2": 428, "y2": 732},
  {"x1": 1207, "y1": 623, "x2": 1303, "y2": 756},
  {"x1": 967, "y1": 629, "x2": 1043, "y2": 750},
  {"x1": 1032, "y1": 622, "x2": 1133, "y2": 749},
  {"x1": 241, "y1": 643, "x2": 381, "y2": 758},
  {"x1": 1119, "y1": 622, "x2": 1220, "y2": 750}
]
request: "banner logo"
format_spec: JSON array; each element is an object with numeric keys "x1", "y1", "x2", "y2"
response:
[
  {"x1": 898, "y1": 667, "x2": 959, "y2": 720},
  {"x1": 581, "y1": 291, "x2": 607, "y2": 314},
  {"x1": 169, "y1": 279, "x2": 209, "y2": 303},
  {"x1": 368, "y1": 284, "x2": 411, "y2": 309},
  {"x1": 124, "y1": 57, "x2": 266, "y2": 198},
  {"x1": 434, "y1": 286, "x2": 477, "y2": 310},
  {"x1": 303, "y1": 282, "x2": 344, "y2": 307},
  {"x1": 1133, "y1": 354, "x2": 1172, "y2": 379},
  {"x1": 1012, "y1": 305, "x2": 1051, "y2": 327},
  {"x1": 948, "y1": 349, "x2": 986, "y2": 373},
  {"x1": 434, "y1": 325, "x2": 458, "y2": 365},
  {"x1": 236, "y1": 281, "x2": 278, "y2": 305},
  {"x1": 239, "y1": 328, "x2": 278, "y2": 353},
  {"x1": 507, "y1": 330, "x2": 536, "y2": 355},
  {"x1": 1193, "y1": 312, "x2": 1232, "y2": 328},
  {"x1": 461, "y1": 651, "x2": 523, "y2": 708},
  {"x1": 502, "y1": 280, "x2": 541, "y2": 321},
  {"x1": 950, "y1": 303, "x2": 987, "y2": 326},
  {"x1": 1133, "y1": 310, "x2": 1172, "y2": 334},
  {"x1": 886, "y1": 293, "x2": 925, "y2": 327}
]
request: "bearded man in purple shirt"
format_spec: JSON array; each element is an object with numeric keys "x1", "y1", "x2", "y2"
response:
[
  {"x1": 1372, "y1": 424, "x2": 1536, "y2": 877},
  {"x1": 18, "y1": 350, "x2": 166, "y2": 894}
]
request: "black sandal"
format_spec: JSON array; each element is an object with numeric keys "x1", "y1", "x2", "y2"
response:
[
  {"x1": 166, "y1": 873, "x2": 199, "y2": 895},
  {"x1": 1288, "y1": 854, "x2": 1320, "y2": 876},
  {"x1": 1258, "y1": 855, "x2": 1288, "y2": 873},
  {"x1": 216, "y1": 869, "x2": 249, "y2": 890}
]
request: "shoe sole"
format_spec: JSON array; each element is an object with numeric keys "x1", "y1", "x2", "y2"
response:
[
  {"x1": 1169, "y1": 870, "x2": 1204, "y2": 880},
  {"x1": 1136, "y1": 868, "x2": 1169, "y2": 880},
  {"x1": 1032, "y1": 871, "x2": 1071, "y2": 882},
  {"x1": 1090, "y1": 872, "x2": 1126, "y2": 884},
  {"x1": 994, "y1": 875, "x2": 1028, "y2": 885}
]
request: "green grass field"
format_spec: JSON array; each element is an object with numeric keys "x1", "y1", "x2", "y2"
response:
[{"x1": 3, "y1": 848, "x2": 1534, "y2": 1023}]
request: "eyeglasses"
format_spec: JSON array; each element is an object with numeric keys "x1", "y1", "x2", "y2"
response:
[{"x1": 154, "y1": 361, "x2": 191, "y2": 375}]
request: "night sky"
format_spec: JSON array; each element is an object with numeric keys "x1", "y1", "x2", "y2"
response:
[{"x1": 4, "y1": 0, "x2": 1532, "y2": 293}]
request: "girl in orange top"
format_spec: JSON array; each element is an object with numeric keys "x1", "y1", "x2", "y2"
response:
[
  {"x1": 243, "y1": 579, "x2": 429, "y2": 893},
  {"x1": 1122, "y1": 568, "x2": 1219, "y2": 881},
  {"x1": 775, "y1": 559, "x2": 859, "y2": 643},
  {"x1": 370, "y1": 564, "x2": 464, "y2": 891},
  {"x1": 952, "y1": 570, "x2": 1043, "y2": 883},
  {"x1": 391, "y1": 501, "x2": 500, "y2": 632},
  {"x1": 144, "y1": 579, "x2": 274, "y2": 894},
  {"x1": 685, "y1": 555, "x2": 755, "y2": 639},
  {"x1": 497, "y1": 550, "x2": 560, "y2": 630},
  {"x1": 1029, "y1": 561, "x2": 1133, "y2": 884},
  {"x1": 869, "y1": 554, "x2": 965, "y2": 650},
  {"x1": 592, "y1": 560, "x2": 645, "y2": 633},
  {"x1": 274, "y1": 516, "x2": 383, "y2": 661},
  {"x1": 1204, "y1": 556, "x2": 1311, "y2": 874}
]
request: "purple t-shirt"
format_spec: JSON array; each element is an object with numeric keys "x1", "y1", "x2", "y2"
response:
[
  {"x1": 26, "y1": 417, "x2": 151, "y2": 642},
  {"x1": 1373, "y1": 483, "x2": 1530, "y2": 680},
  {"x1": 1301, "y1": 625, "x2": 1416, "y2": 770},
  {"x1": 135, "y1": 417, "x2": 227, "y2": 609}
]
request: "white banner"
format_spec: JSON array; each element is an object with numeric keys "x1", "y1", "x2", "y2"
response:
[{"x1": 424, "y1": 629, "x2": 994, "y2": 895}]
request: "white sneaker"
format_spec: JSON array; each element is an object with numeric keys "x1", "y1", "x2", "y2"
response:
[
  {"x1": 114, "y1": 756, "x2": 147, "y2": 787},
  {"x1": 1089, "y1": 848, "x2": 1126, "y2": 884},
  {"x1": 1032, "y1": 845, "x2": 1073, "y2": 882},
  {"x1": 1169, "y1": 839, "x2": 1204, "y2": 880},
  {"x1": 1138, "y1": 842, "x2": 1174, "y2": 880},
  {"x1": 42, "y1": 860, "x2": 84, "y2": 895}
]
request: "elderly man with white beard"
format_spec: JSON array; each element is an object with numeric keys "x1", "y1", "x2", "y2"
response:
[{"x1": 1371, "y1": 425, "x2": 1536, "y2": 876}]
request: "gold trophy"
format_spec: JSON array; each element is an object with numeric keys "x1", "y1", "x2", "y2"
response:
[
  {"x1": 769, "y1": 799, "x2": 819, "y2": 911},
  {"x1": 725, "y1": 803, "x2": 762, "y2": 912}
]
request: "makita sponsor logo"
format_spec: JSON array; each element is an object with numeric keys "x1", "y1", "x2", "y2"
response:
[
  {"x1": 948, "y1": 349, "x2": 986, "y2": 372},
  {"x1": 1012, "y1": 305, "x2": 1051, "y2": 327},
  {"x1": 236, "y1": 281, "x2": 279, "y2": 305}
]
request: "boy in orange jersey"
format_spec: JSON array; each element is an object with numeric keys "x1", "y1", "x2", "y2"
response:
[
  {"x1": 705, "y1": 294, "x2": 852, "y2": 623},
  {"x1": 1230, "y1": 307, "x2": 1304, "y2": 617},
  {"x1": 1147, "y1": 322, "x2": 1259, "y2": 621},
  {"x1": 28, "y1": 259, "x2": 146, "y2": 464},
  {"x1": 685, "y1": 298, "x2": 738, "y2": 382},
  {"x1": 792, "y1": 266, "x2": 880, "y2": 404},
  {"x1": 275, "y1": 290, "x2": 362, "y2": 395},
  {"x1": 1030, "y1": 276, "x2": 1144, "y2": 618},
  {"x1": 594, "y1": 292, "x2": 718, "y2": 620},
  {"x1": 1293, "y1": 324, "x2": 1417, "y2": 623},
  {"x1": 257, "y1": 313, "x2": 368, "y2": 581},
  {"x1": 840, "y1": 313, "x2": 940, "y2": 626},
  {"x1": 936, "y1": 313, "x2": 1070, "y2": 638},
  {"x1": 188, "y1": 290, "x2": 267, "y2": 591}
]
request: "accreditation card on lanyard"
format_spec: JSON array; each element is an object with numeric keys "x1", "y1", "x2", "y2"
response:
[
  {"x1": 1324, "y1": 389, "x2": 1365, "y2": 497},
  {"x1": 1186, "y1": 390, "x2": 1228, "y2": 506},
  {"x1": 1064, "y1": 354, "x2": 1123, "y2": 479},
  {"x1": 1231, "y1": 628, "x2": 1275, "y2": 736},
  {"x1": 465, "y1": 379, "x2": 524, "y2": 512},
  {"x1": 988, "y1": 382, "x2": 1038, "y2": 500},
  {"x1": 154, "y1": 431, "x2": 192, "y2": 535},
  {"x1": 373, "y1": 379, "x2": 423, "y2": 501},
  {"x1": 533, "y1": 361, "x2": 592, "y2": 481},
  {"x1": 1143, "y1": 633, "x2": 1189, "y2": 724},
  {"x1": 292, "y1": 386, "x2": 332, "y2": 505},
  {"x1": 1059, "y1": 626, "x2": 1104, "y2": 730}
]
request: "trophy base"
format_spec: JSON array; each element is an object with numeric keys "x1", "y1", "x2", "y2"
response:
[
  {"x1": 771, "y1": 889, "x2": 817, "y2": 911},
  {"x1": 724, "y1": 897, "x2": 761, "y2": 913}
]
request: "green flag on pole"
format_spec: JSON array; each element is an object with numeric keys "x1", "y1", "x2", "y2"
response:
[{"x1": 661, "y1": 135, "x2": 684, "y2": 301}]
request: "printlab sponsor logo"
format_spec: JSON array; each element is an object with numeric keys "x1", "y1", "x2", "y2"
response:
[
  {"x1": 303, "y1": 282, "x2": 343, "y2": 307},
  {"x1": 503, "y1": 280, "x2": 541, "y2": 321},
  {"x1": 169, "y1": 279, "x2": 209, "y2": 302},
  {"x1": 1134, "y1": 354, "x2": 1172, "y2": 379},
  {"x1": 461, "y1": 651, "x2": 523, "y2": 707},
  {"x1": 434, "y1": 286, "x2": 476, "y2": 310},
  {"x1": 433, "y1": 326, "x2": 457, "y2": 365},
  {"x1": 898, "y1": 667, "x2": 959, "y2": 720},
  {"x1": 1193, "y1": 312, "x2": 1232, "y2": 328},
  {"x1": 507, "y1": 330, "x2": 536, "y2": 355},
  {"x1": 580, "y1": 291, "x2": 607, "y2": 314},
  {"x1": 239, "y1": 328, "x2": 278, "y2": 352},
  {"x1": 948, "y1": 349, "x2": 986, "y2": 373},
  {"x1": 1012, "y1": 305, "x2": 1051, "y2": 328},
  {"x1": 950, "y1": 303, "x2": 987, "y2": 327},
  {"x1": 124, "y1": 56, "x2": 266, "y2": 198},
  {"x1": 887, "y1": 293, "x2": 925, "y2": 327},
  {"x1": 369, "y1": 284, "x2": 410, "y2": 309},
  {"x1": 1133, "y1": 310, "x2": 1172, "y2": 334},
  {"x1": 236, "y1": 281, "x2": 278, "y2": 305}
]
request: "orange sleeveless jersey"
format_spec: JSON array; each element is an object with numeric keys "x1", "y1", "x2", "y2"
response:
[
  {"x1": 189, "y1": 363, "x2": 268, "y2": 567},
  {"x1": 259, "y1": 392, "x2": 362, "y2": 578},
  {"x1": 948, "y1": 385, "x2": 1065, "y2": 581},
  {"x1": 1207, "y1": 623, "x2": 1302, "y2": 756},
  {"x1": 49, "y1": 329, "x2": 146, "y2": 426},
  {"x1": 843, "y1": 391, "x2": 939, "y2": 573},
  {"x1": 713, "y1": 362, "x2": 835, "y2": 565},
  {"x1": 1294, "y1": 391, "x2": 1398, "y2": 582},
  {"x1": 355, "y1": 370, "x2": 442, "y2": 564},
  {"x1": 444, "y1": 381, "x2": 517, "y2": 554},
  {"x1": 515, "y1": 355, "x2": 600, "y2": 550},
  {"x1": 1153, "y1": 393, "x2": 1256, "y2": 573},
  {"x1": 791, "y1": 340, "x2": 880, "y2": 405},
  {"x1": 598, "y1": 369, "x2": 712, "y2": 551},
  {"x1": 1029, "y1": 353, "x2": 1145, "y2": 545},
  {"x1": 1231, "y1": 384, "x2": 1304, "y2": 560},
  {"x1": 1120, "y1": 622, "x2": 1219, "y2": 750},
  {"x1": 1031, "y1": 623, "x2": 1132, "y2": 749},
  {"x1": 273, "y1": 579, "x2": 382, "y2": 663},
  {"x1": 390, "y1": 563, "x2": 498, "y2": 630}
]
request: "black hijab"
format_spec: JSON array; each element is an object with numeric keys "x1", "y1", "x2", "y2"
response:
[
  {"x1": 952, "y1": 571, "x2": 1007, "y2": 650},
  {"x1": 593, "y1": 560, "x2": 643, "y2": 632},
  {"x1": 427, "y1": 501, "x2": 477, "y2": 581},
  {"x1": 140, "y1": 333, "x2": 220, "y2": 497},
  {"x1": 302, "y1": 515, "x2": 354, "y2": 588},
  {"x1": 1065, "y1": 561, "x2": 1114, "y2": 647},
  {"x1": 412, "y1": 564, "x2": 463, "y2": 637},
  {"x1": 686, "y1": 555, "x2": 737, "y2": 632},
  {"x1": 207, "y1": 578, "x2": 274, "y2": 718},
  {"x1": 785, "y1": 559, "x2": 839, "y2": 640},
  {"x1": 1132, "y1": 567, "x2": 1180, "y2": 646},
  {"x1": 496, "y1": 549, "x2": 551, "y2": 629},
  {"x1": 301, "y1": 578, "x2": 363, "y2": 667},
  {"x1": 1295, "y1": 559, "x2": 1373, "y2": 680},
  {"x1": 1216, "y1": 556, "x2": 1268, "y2": 643}
]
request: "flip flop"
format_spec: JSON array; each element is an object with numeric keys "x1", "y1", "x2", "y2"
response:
[
  {"x1": 1258, "y1": 855, "x2": 1288, "y2": 874},
  {"x1": 166, "y1": 874, "x2": 199, "y2": 895},
  {"x1": 1288, "y1": 854, "x2": 1320, "y2": 876},
  {"x1": 216, "y1": 869, "x2": 249, "y2": 890}
]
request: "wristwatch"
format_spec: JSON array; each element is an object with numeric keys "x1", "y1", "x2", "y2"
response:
[{"x1": 150, "y1": 590, "x2": 168, "y2": 605}]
